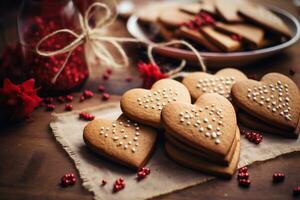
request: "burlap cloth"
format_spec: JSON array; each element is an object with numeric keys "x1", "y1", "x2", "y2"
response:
[{"x1": 50, "y1": 102, "x2": 300, "y2": 200}]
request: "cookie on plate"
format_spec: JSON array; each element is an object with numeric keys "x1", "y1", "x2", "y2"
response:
[
  {"x1": 238, "y1": 1, "x2": 292, "y2": 38},
  {"x1": 158, "y1": 8, "x2": 195, "y2": 28},
  {"x1": 121, "y1": 79, "x2": 191, "y2": 128},
  {"x1": 215, "y1": 22, "x2": 265, "y2": 47},
  {"x1": 182, "y1": 68, "x2": 248, "y2": 101},
  {"x1": 200, "y1": 26, "x2": 242, "y2": 52},
  {"x1": 232, "y1": 73, "x2": 300, "y2": 138},
  {"x1": 83, "y1": 114, "x2": 157, "y2": 169},
  {"x1": 214, "y1": 0, "x2": 243, "y2": 22}
]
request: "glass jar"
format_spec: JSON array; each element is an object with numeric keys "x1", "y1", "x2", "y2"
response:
[{"x1": 17, "y1": 0, "x2": 89, "y2": 94}]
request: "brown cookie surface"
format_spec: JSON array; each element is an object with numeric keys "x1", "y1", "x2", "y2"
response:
[
  {"x1": 162, "y1": 93, "x2": 237, "y2": 158},
  {"x1": 165, "y1": 128, "x2": 240, "y2": 166},
  {"x1": 158, "y1": 8, "x2": 195, "y2": 28},
  {"x1": 238, "y1": 1, "x2": 292, "y2": 38},
  {"x1": 200, "y1": 26, "x2": 242, "y2": 52},
  {"x1": 176, "y1": 27, "x2": 221, "y2": 52},
  {"x1": 238, "y1": 111, "x2": 298, "y2": 138},
  {"x1": 232, "y1": 73, "x2": 300, "y2": 132},
  {"x1": 182, "y1": 68, "x2": 248, "y2": 101},
  {"x1": 165, "y1": 137, "x2": 240, "y2": 178},
  {"x1": 121, "y1": 79, "x2": 191, "y2": 128},
  {"x1": 215, "y1": 22, "x2": 265, "y2": 47},
  {"x1": 83, "y1": 115, "x2": 157, "y2": 169},
  {"x1": 214, "y1": 0, "x2": 243, "y2": 22}
]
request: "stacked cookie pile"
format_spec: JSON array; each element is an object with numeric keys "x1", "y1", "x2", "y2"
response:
[
  {"x1": 136, "y1": 0, "x2": 292, "y2": 52},
  {"x1": 83, "y1": 69, "x2": 300, "y2": 178}
]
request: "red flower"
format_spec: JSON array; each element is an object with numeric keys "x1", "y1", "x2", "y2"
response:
[
  {"x1": 138, "y1": 62, "x2": 168, "y2": 89},
  {"x1": 0, "y1": 78, "x2": 42, "y2": 121}
]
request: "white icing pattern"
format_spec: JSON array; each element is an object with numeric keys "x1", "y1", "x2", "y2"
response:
[
  {"x1": 178, "y1": 104, "x2": 224, "y2": 145},
  {"x1": 137, "y1": 88, "x2": 179, "y2": 111},
  {"x1": 98, "y1": 119, "x2": 140, "y2": 153},
  {"x1": 196, "y1": 77, "x2": 236, "y2": 99},
  {"x1": 247, "y1": 81, "x2": 292, "y2": 121}
]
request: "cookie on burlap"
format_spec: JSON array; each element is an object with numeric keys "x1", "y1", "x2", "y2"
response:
[
  {"x1": 121, "y1": 79, "x2": 191, "y2": 128},
  {"x1": 162, "y1": 93, "x2": 237, "y2": 158},
  {"x1": 165, "y1": 128, "x2": 240, "y2": 166},
  {"x1": 182, "y1": 68, "x2": 248, "y2": 101},
  {"x1": 165, "y1": 137, "x2": 240, "y2": 178},
  {"x1": 232, "y1": 73, "x2": 300, "y2": 137},
  {"x1": 83, "y1": 114, "x2": 157, "y2": 169}
]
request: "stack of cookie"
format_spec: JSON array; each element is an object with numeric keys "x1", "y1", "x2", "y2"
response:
[
  {"x1": 232, "y1": 73, "x2": 300, "y2": 138},
  {"x1": 136, "y1": 0, "x2": 292, "y2": 52},
  {"x1": 162, "y1": 93, "x2": 240, "y2": 178}
]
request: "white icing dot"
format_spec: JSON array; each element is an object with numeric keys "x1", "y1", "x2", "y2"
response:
[{"x1": 215, "y1": 139, "x2": 221, "y2": 144}]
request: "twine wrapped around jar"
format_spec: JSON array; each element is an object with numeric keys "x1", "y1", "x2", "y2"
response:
[{"x1": 36, "y1": 1, "x2": 207, "y2": 83}]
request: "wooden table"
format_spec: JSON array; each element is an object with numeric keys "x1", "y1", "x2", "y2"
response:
[{"x1": 0, "y1": 0, "x2": 300, "y2": 199}]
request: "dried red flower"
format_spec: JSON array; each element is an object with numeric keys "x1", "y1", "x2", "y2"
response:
[
  {"x1": 0, "y1": 78, "x2": 42, "y2": 121},
  {"x1": 138, "y1": 62, "x2": 168, "y2": 89}
]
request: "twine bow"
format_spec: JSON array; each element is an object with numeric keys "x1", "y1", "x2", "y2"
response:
[{"x1": 36, "y1": 1, "x2": 207, "y2": 83}]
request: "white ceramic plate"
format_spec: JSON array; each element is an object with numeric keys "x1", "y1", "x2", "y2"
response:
[{"x1": 127, "y1": 5, "x2": 300, "y2": 68}]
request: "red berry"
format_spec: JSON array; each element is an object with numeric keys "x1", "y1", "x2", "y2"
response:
[
  {"x1": 61, "y1": 173, "x2": 76, "y2": 187},
  {"x1": 238, "y1": 167, "x2": 248, "y2": 173},
  {"x1": 102, "y1": 92, "x2": 110, "y2": 101},
  {"x1": 106, "y1": 68, "x2": 113, "y2": 75},
  {"x1": 102, "y1": 73, "x2": 110, "y2": 80},
  {"x1": 98, "y1": 85, "x2": 106, "y2": 93},
  {"x1": 238, "y1": 172, "x2": 249, "y2": 180},
  {"x1": 273, "y1": 172, "x2": 285, "y2": 183},
  {"x1": 46, "y1": 104, "x2": 55, "y2": 111},
  {"x1": 125, "y1": 77, "x2": 133, "y2": 82},
  {"x1": 79, "y1": 112, "x2": 95, "y2": 121},
  {"x1": 57, "y1": 96, "x2": 65, "y2": 103},
  {"x1": 293, "y1": 186, "x2": 300, "y2": 196},
  {"x1": 66, "y1": 95, "x2": 73, "y2": 102},
  {"x1": 44, "y1": 97, "x2": 54, "y2": 103},
  {"x1": 79, "y1": 95, "x2": 85, "y2": 102},
  {"x1": 231, "y1": 34, "x2": 242, "y2": 41},
  {"x1": 83, "y1": 90, "x2": 94, "y2": 98},
  {"x1": 239, "y1": 179, "x2": 251, "y2": 187},
  {"x1": 65, "y1": 104, "x2": 73, "y2": 111},
  {"x1": 101, "y1": 179, "x2": 107, "y2": 186}
]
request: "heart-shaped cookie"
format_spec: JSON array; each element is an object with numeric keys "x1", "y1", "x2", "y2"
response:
[
  {"x1": 121, "y1": 79, "x2": 191, "y2": 128},
  {"x1": 162, "y1": 93, "x2": 237, "y2": 158},
  {"x1": 182, "y1": 68, "x2": 247, "y2": 101},
  {"x1": 232, "y1": 73, "x2": 300, "y2": 135},
  {"x1": 83, "y1": 115, "x2": 157, "y2": 169}
]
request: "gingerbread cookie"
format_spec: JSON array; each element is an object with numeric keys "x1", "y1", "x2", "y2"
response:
[
  {"x1": 162, "y1": 93, "x2": 237, "y2": 158},
  {"x1": 238, "y1": 1, "x2": 292, "y2": 38},
  {"x1": 165, "y1": 138, "x2": 240, "y2": 178},
  {"x1": 182, "y1": 68, "x2": 248, "y2": 101},
  {"x1": 232, "y1": 73, "x2": 300, "y2": 137},
  {"x1": 121, "y1": 79, "x2": 191, "y2": 128},
  {"x1": 238, "y1": 111, "x2": 298, "y2": 138},
  {"x1": 215, "y1": 22, "x2": 265, "y2": 47},
  {"x1": 200, "y1": 26, "x2": 242, "y2": 52},
  {"x1": 158, "y1": 8, "x2": 195, "y2": 28},
  {"x1": 83, "y1": 114, "x2": 157, "y2": 169},
  {"x1": 176, "y1": 27, "x2": 221, "y2": 52},
  {"x1": 165, "y1": 128, "x2": 240, "y2": 166},
  {"x1": 214, "y1": 0, "x2": 243, "y2": 22}
]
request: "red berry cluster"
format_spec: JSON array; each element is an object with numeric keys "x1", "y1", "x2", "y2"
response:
[
  {"x1": 103, "y1": 68, "x2": 113, "y2": 80},
  {"x1": 273, "y1": 172, "x2": 285, "y2": 183},
  {"x1": 46, "y1": 104, "x2": 55, "y2": 111},
  {"x1": 97, "y1": 85, "x2": 110, "y2": 101},
  {"x1": 61, "y1": 173, "x2": 76, "y2": 187},
  {"x1": 79, "y1": 112, "x2": 95, "y2": 121},
  {"x1": 65, "y1": 104, "x2": 73, "y2": 111},
  {"x1": 241, "y1": 129, "x2": 263, "y2": 144},
  {"x1": 137, "y1": 167, "x2": 151, "y2": 180},
  {"x1": 237, "y1": 167, "x2": 251, "y2": 188},
  {"x1": 293, "y1": 186, "x2": 300, "y2": 196},
  {"x1": 181, "y1": 11, "x2": 215, "y2": 30},
  {"x1": 113, "y1": 177, "x2": 125, "y2": 192},
  {"x1": 231, "y1": 34, "x2": 242, "y2": 41},
  {"x1": 79, "y1": 90, "x2": 94, "y2": 102}
]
